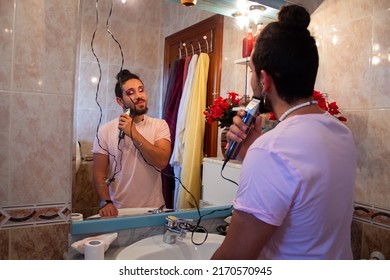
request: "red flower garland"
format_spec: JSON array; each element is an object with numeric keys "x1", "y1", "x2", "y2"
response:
[{"x1": 269, "y1": 90, "x2": 347, "y2": 122}]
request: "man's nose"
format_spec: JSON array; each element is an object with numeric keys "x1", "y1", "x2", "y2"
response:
[{"x1": 132, "y1": 91, "x2": 141, "y2": 100}]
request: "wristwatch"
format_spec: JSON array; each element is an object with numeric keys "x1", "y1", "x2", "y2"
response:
[{"x1": 103, "y1": 199, "x2": 113, "y2": 206}]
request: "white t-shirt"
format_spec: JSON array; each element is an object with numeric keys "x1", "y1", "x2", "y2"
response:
[
  {"x1": 92, "y1": 115, "x2": 170, "y2": 208},
  {"x1": 233, "y1": 112, "x2": 356, "y2": 259}
]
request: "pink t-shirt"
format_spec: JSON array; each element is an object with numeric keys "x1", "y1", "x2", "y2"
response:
[
  {"x1": 233, "y1": 112, "x2": 356, "y2": 259},
  {"x1": 92, "y1": 115, "x2": 170, "y2": 208}
]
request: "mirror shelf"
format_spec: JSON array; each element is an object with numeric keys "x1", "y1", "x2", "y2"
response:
[
  {"x1": 167, "y1": 0, "x2": 284, "y2": 23},
  {"x1": 71, "y1": 205, "x2": 233, "y2": 235}
]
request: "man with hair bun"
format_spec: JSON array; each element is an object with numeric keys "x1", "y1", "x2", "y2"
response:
[
  {"x1": 92, "y1": 70, "x2": 171, "y2": 217},
  {"x1": 212, "y1": 5, "x2": 356, "y2": 259}
]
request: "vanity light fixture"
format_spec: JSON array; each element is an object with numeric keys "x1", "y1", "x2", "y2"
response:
[
  {"x1": 232, "y1": 11, "x2": 249, "y2": 29},
  {"x1": 249, "y1": 4, "x2": 266, "y2": 12},
  {"x1": 181, "y1": 0, "x2": 197, "y2": 7},
  {"x1": 232, "y1": 3, "x2": 267, "y2": 29},
  {"x1": 232, "y1": 11, "x2": 243, "y2": 17},
  {"x1": 249, "y1": 5, "x2": 266, "y2": 23}
]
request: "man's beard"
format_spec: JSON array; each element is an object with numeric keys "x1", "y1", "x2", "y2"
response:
[
  {"x1": 264, "y1": 96, "x2": 273, "y2": 113},
  {"x1": 132, "y1": 106, "x2": 148, "y2": 116},
  {"x1": 130, "y1": 98, "x2": 148, "y2": 116},
  {"x1": 260, "y1": 95, "x2": 273, "y2": 114}
]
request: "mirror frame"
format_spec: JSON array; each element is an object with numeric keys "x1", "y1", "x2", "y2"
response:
[
  {"x1": 72, "y1": 2, "x2": 224, "y2": 222},
  {"x1": 71, "y1": 205, "x2": 233, "y2": 235}
]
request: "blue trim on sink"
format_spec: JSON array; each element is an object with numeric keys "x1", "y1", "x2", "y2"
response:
[{"x1": 71, "y1": 206, "x2": 233, "y2": 235}]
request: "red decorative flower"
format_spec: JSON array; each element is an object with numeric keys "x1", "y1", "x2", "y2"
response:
[
  {"x1": 269, "y1": 90, "x2": 347, "y2": 122},
  {"x1": 204, "y1": 92, "x2": 243, "y2": 128},
  {"x1": 313, "y1": 90, "x2": 347, "y2": 122}
]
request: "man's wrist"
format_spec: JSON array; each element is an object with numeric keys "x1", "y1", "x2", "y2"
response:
[
  {"x1": 101, "y1": 199, "x2": 113, "y2": 208},
  {"x1": 135, "y1": 137, "x2": 145, "y2": 149}
]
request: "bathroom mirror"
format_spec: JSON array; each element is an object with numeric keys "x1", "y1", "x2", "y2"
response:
[{"x1": 72, "y1": 0, "x2": 281, "y2": 234}]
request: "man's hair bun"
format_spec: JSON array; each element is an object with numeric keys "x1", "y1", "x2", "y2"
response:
[
  {"x1": 116, "y1": 69, "x2": 131, "y2": 81},
  {"x1": 278, "y1": 5, "x2": 310, "y2": 30}
]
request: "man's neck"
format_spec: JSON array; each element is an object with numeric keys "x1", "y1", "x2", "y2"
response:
[{"x1": 133, "y1": 115, "x2": 145, "y2": 124}]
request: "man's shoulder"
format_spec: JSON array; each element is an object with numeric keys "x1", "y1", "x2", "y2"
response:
[
  {"x1": 144, "y1": 115, "x2": 170, "y2": 139},
  {"x1": 100, "y1": 118, "x2": 118, "y2": 128},
  {"x1": 145, "y1": 115, "x2": 168, "y2": 126}
]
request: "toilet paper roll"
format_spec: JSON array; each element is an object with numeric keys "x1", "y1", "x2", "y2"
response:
[
  {"x1": 71, "y1": 213, "x2": 83, "y2": 222},
  {"x1": 84, "y1": 240, "x2": 105, "y2": 260}
]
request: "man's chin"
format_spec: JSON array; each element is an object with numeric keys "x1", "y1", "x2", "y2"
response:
[{"x1": 134, "y1": 107, "x2": 148, "y2": 116}]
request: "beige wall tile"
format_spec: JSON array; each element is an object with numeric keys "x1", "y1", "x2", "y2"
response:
[
  {"x1": 321, "y1": 16, "x2": 372, "y2": 109},
  {"x1": 309, "y1": 0, "x2": 390, "y2": 208},
  {"x1": 361, "y1": 222, "x2": 390, "y2": 259},
  {"x1": 9, "y1": 223, "x2": 70, "y2": 260},
  {"x1": 80, "y1": 15, "x2": 110, "y2": 64},
  {"x1": 72, "y1": 161, "x2": 100, "y2": 217},
  {"x1": 371, "y1": 8, "x2": 390, "y2": 108},
  {"x1": 13, "y1": 0, "x2": 78, "y2": 94},
  {"x1": 9, "y1": 93, "x2": 72, "y2": 204},
  {"x1": 0, "y1": 0, "x2": 14, "y2": 91},
  {"x1": 346, "y1": 111, "x2": 370, "y2": 203},
  {"x1": 78, "y1": 61, "x2": 109, "y2": 110},
  {"x1": 0, "y1": 229, "x2": 9, "y2": 260},
  {"x1": 351, "y1": 220, "x2": 363, "y2": 259},
  {"x1": 366, "y1": 110, "x2": 390, "y2": 208},
  {"x1": 0, "y1": 93, "x2": 11, "y2": 205}
]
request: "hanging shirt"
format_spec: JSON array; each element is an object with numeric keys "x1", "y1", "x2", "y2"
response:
[
  {"x1": 163, "y1": 59, "x2": 179, "y2": 117},
  {"x1": 164, "y1": 58, "x2": 185, "y2": 151},
  {"x1": 170, "y1": 54, "x2": 199, "y2": 166},
  {"x1": 177, "y1": 53, "x2": 210, "y2": 209}
]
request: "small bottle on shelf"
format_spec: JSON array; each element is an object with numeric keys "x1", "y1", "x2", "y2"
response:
[
  {"x1": 254, "y1": 23, "x2": 263, "y2": 41},
  {"x1": 242, "y1": 28, "x2": 254, "y2": 58}
]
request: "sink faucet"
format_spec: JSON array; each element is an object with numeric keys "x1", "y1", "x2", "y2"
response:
[
  {"x1": 148, "y1": 205, "x2": 175, "y2": 214},
  {"x1": 163, "y1": 216, "x2": 189, "y2": 244}
]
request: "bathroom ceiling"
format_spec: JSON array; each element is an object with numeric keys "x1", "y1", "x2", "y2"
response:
[{"x1": 168, "y1": 0, "x2": 285, "y2": 23}]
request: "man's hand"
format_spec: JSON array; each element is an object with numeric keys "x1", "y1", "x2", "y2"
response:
[
  {"x1": 226, "y1": 110, "x2": 263, "y2": 160},
  {"x1": 98, "y1": 202, "x2": 118, "y2": 217}
]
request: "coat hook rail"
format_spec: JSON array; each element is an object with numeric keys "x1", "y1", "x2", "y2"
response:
[
  {"x1": 183, "y1": 42, "x2": 188, "y2": 57},
  {"x1": 203, "y1": 35, "x2": 209, "y2": 53}
]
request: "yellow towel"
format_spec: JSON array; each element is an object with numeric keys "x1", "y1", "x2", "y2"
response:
[{"x1": 177, "y1": 53, "x2": 210, "y2": 209}]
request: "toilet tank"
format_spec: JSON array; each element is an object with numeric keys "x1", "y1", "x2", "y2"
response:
[{"x1": 202, "y1": 157, "x2": 242, "y2": 206}]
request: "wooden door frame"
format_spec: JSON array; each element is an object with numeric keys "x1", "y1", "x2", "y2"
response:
[{"x1": 163, "y1": 14, "x2": 224, "y2": 157}]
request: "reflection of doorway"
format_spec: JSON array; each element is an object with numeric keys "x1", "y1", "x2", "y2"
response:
[{"x1": 163, "y1": 14, "x2": 224, "y2": 157}]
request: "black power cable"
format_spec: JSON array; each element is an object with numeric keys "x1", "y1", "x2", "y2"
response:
[{"x1": 90, "y1": 0, "x2": 232, "y2": 245}]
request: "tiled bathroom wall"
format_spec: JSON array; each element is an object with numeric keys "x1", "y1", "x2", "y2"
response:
[
  {"x1": 220, "y1": 0, "x2": 390, "y2": 259},
  {"x1": 1, "y1": 0, "x2": 389, "y2": 260},
  {"x1": 72, "y1": 161, "x2": 100, "y2": 218},
  {"x1": 309, "y1": 0, "x2": 390, "y2": 259},
  {"x1": 0, "y1": 0, "x2": 77, "y2": 259},
  {"x1": 220, "y1": 0, "x2": 390, "y2": 260}
]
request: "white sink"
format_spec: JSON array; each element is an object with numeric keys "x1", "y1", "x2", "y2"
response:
[{"x1": 116, "y1": 233, "x2": 224, "y2": 260}]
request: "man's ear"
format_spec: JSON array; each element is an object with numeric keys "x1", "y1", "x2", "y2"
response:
[
  {"x1": 116, "y1": 97, "x2": 124, "y2": 107},
  {"x1": 260, "y1": 70, "x2": 272, "y2": 93}
]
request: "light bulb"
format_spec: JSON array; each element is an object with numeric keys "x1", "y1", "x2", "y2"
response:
[{"x1": 249, "y1": 5, "x2": 266, "y2": 24}]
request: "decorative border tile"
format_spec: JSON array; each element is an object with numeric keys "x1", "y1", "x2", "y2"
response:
[
  {"x1": 0, "y1": 202, "x2": 71, "y2": 228},
  {"x1": 353, "y1": 202, "x2": 390, "y2": 230},
  {"x1": 1, "y1": 202, "x2": 387, "y2": 231}
]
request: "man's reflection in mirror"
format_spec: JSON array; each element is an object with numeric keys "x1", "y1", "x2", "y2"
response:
[{"x1": 92, "y1": 70, "x2": 171, "y2": 217}]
